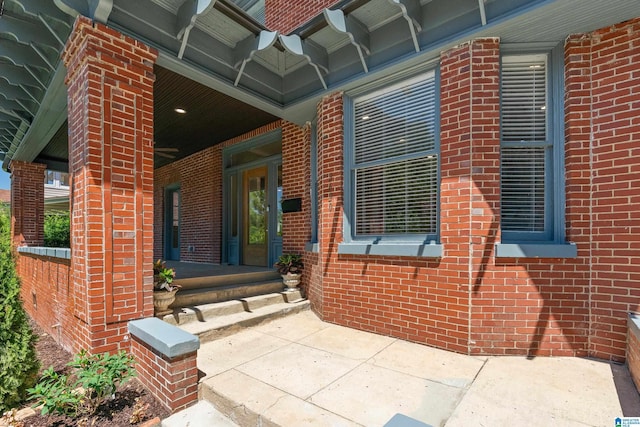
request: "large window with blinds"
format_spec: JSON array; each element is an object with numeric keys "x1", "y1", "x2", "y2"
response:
[
  {"x1": 345, "y1": 71, "x2": 439, "y2": 244},
  {"x1": 500, "y1": 53, "x2": 553, "y2": 242}
]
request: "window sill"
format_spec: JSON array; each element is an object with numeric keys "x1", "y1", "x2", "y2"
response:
[
  {"x1": 338, "y1": 242, "x2": 443, "y2": 258},
  {"x1": 495, "y1": 243, "x2": 577, "y2": 258},
  {"x1": 305, "y1": 242, "x2": 319, "y2": 253}
]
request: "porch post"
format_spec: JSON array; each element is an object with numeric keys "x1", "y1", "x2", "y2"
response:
[
  {"x1": 62, "y1": 16, "x2": 157, "y2": 353},
  {"x1": 9, "y1": 161, "x2": 46, "y2": 247}
]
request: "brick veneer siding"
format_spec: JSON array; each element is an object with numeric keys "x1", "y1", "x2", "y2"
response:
[
  {"x1": 154, "y1": 121, "x2": 282, "y2": 263},
  {"x1": 307, "y1": 18, "x2": 640, "y2": 361},
  {"x1": 129, "y1": 338, "x2": 198, "y2": 413},
  {"x1": 580, "y1": 18, "x2": 640, "y2": 360},
  {"x1": 265, "y1": 0, "x2": 339, "y2": 34},
  {"x1": 62, "y1": 16, "x2": 157, "y2": 354},
  {"x1": 10, "y1": 161, "x2": 46, "y2": 247},
  {"x1": 17, "y1": 254, "x2": 76, "y2": 353}
]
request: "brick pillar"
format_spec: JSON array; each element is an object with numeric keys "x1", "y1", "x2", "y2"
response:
[
  {"x1": 62, "y1": 16, "x2": 157, "y2": 354},
  {"x1": 10, "y1": 161, "x2": 46, "y2": 247}
]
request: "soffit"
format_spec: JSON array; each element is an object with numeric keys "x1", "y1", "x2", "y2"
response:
[{"x1": 1, "y1": 0, "x2": 638, "y2": 172}]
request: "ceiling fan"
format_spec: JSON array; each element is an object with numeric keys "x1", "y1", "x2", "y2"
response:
[{"x1": 153, "y1": 142, "x2": 179, "y2": 159}]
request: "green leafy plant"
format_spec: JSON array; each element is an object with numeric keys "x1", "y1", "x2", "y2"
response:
[
  {"x1": 43, "y1": 211, "x2": 70, "y2": 248},
  {"x1": 153, "y1": 259, "x2": 179, "y2": 292},
  {"x1": 26, "y1": 367, "x2": 83, "y2": 416},
  {"x1": 274, "y1": 253, "x2": 303, "y2": 275},
  {"x1": 28, "y1": 349, "x2": 136, "y2": 417},
  {"x1": 0, "y1": 205, "x2": 40, "y2": 412}
]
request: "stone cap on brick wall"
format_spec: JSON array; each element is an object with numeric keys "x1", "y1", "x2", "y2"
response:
[{"x1": 128, "y1": 317, "x2": 200, "y2": 359}]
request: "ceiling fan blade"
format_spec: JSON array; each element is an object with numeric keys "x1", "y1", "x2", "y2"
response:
[
  {"x1": 155, "y1": 152, "x2": 176, "y2": 159},
  {"x1": 154, "y1": 147, "x2": 179, "y2": 152}
]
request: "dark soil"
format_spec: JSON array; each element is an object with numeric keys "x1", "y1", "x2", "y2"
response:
[{"x1": 14, "y1": 319, "x2": 171, "y2": 427}]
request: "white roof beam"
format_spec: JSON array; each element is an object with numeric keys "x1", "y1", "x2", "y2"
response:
[
  {"x1": 233, "y1": 30, "x2": 278, "y2": 86},
  {"x1": 324, "y1": 8, "x2": 370, "y2": 73},
  {"x1": 176, "y1": 0, "x2": 216, "y2": 59},
  {"x1": 279, "y1": 34, "x2": 328, "y2": 90},
  {"x1": 389, "y1": 0, "x2": 422, "y2": 52}
]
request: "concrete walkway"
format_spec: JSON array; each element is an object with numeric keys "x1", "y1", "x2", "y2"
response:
[{"x1": 165, "y1": 310, "x2": 638, "y2": 427}]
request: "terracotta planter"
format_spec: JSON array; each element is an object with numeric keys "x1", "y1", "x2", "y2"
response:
[
  {"x1": 282, "y1": 273, "x2": 301, "y2": 291},
  {"x1": 153, "y1": 289, "x2": 178, "y2": 316}
]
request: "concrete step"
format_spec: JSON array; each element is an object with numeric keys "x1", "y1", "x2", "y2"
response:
[
  {"x1": 161, "y1": 290, "x2": 309, "y2": 344},
  {"x1": 172, "y1": 280, "x2": 284, "y2": 307}
]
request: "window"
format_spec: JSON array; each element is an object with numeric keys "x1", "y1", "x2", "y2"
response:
[
  {"x1": 44, "y1": 170, "x2": 70, "y2": 188},
  {"x1": 340, "y1": 70, "x2": 442, "y2": 257},
  {"x1": 497, "y1": 47, "x2": 576, "y2": 258}
]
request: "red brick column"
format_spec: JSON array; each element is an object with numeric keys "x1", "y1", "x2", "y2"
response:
[
  {"x1": 62, "y1": 16, "x2": 157, "y2": 354},
  {"x1": 10, "y1": 161, "x2": 46, "y2": 247}
]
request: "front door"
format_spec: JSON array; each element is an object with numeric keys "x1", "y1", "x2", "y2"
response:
[{"x1": 242, "y1": 166, "x2": 268, "y2": 266}]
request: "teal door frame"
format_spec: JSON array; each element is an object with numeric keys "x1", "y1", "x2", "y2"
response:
[
  {"x1": 165, "y1": 184, "x2": 181, "y2": 261},
  {"x1": 222, "y1": 130, "x2": 283, "y2": 266}
]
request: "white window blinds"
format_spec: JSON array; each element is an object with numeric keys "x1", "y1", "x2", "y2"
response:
[
  {"x1": 500, "y1": 54, "x2": 549, "y2": 234},
  {"x1": 352, "y1": 72, "x2": 438, "y2": 236}
]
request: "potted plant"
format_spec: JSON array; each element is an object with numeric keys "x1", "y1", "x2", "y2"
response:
[
  {"x1": 153, "y1": 259, "x2": 180, "y2": 315},
  {"x1": 275, "y1": 253, "x2": 303, "y2": 291}
]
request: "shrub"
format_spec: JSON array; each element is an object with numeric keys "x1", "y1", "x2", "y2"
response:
[
  {"x1": 28, "y1": 349, "x2": 136, "y2": 417},
  {"x1": 44, "y1": 210, "x2": 70, "y2": 248},
  {"x1": 0, "y1": 205, "x2": 40, "y2": 412}
]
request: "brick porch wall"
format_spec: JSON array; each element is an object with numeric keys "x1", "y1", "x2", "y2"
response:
[
  {"x1": 154, "y1": 121, "x2": 282, "y2": 263},
  {"x1": 308, "y1": 18, "x2": 640, "y2": 361},
  {"x1": 17, "y1": 254, "x2": 77, "y2": 353}
]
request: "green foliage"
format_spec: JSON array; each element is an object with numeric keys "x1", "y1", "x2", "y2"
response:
[
  {"x1": 44, "y1": 210, "x2": 70, "y2": 248},
  {"x1": 28, "y1": 349, "x2": 136, "y2": 417},
  {"x1": 26, "y1": 367, "x2": 82, "y2": 416},
  {"x1": 0, "y1": 205, "x2": 40, "y2": 413},
  {"x1": 274, "y1": 253, "x2": 303, "y2": 275},
  {"x1": 153, "y1": 259, "x2": 179, "y2": 291}
]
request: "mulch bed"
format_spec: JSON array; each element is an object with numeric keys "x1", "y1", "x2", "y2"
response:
[{"x1": 8, "y1": 319, "x2": 171, "y2": 427}]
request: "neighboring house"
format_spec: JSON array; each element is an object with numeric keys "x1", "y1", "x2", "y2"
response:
[
  {"x1": 0, "y1": 190, "x2": 10, "y2": 205},
  {"x1": 1, "y1": 0, "x2": 639, "y2": 364}
]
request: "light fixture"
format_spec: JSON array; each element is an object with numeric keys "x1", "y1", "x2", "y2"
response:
[
  {"x1": 361, "y1": 115, "x2": 370, "y2": 120},
  {"x1": 174, "y1": 108, "x2": 187, "y2": 114}
]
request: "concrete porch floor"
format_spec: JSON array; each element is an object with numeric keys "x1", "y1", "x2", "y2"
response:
[
  {"x1": 164, "y1": 262, "x2": 274, "y2": 280},
  {"x1": 165, "y1": 310, "x2": 640, "y2": 427}
]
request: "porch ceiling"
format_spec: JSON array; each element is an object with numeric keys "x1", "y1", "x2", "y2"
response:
[{"x1": 0, "y1": 0, "x2": 637, "y2": 172}]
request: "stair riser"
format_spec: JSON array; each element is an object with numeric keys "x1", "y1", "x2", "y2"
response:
[
  {"x1": 175, "y1": 271, "x2": 281, "y2": 290},
  {"x1": 195, "y1": 303, "x2": 310, "y2": 345},
  {"x1": 173, "y1": 281, "x2": 284, "y2": 307}
]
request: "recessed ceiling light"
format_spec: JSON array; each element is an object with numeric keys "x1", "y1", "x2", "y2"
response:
[
  {"x1": 361, "y1": 115, "x2": 370, "y2": 120},
  {"x1": 174, "y1": 108, "x2": 187, "y2": 114}
]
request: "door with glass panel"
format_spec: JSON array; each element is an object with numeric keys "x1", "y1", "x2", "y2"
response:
[{"x1": 243, "y1": 166, "x2": 269, "y2": 266}]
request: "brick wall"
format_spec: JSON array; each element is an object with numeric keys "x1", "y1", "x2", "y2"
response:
[
  {"x1": 308, "y1": 18, "x2": 640, "y2": 361},
  {"x1": 62, "y1": 16, "x2": 157, "y2": 354},
  {"x1": 10, "y1": 161, "x2": 46, "y2": 247},
  {"x1": 129, "y1": 338, "x2": 198, "y2": 413},
  {"x1": 628, "y1": 316, "x2": 640, "y2": 394},
  {"x1": 584, "y1": 18, "x2": 640, "y2": 361},
  {"x1": 154, "y1": 121, "x2": 282, "y2": 263},
  {"x1": 265, "y1": 0, "x2": 339, "y2": 34},
  {"x1": 281, "y1": 121, "x2": 311, "y2": 254},
  {"x1": 17, "y1": 254, "x2": 77, "y2": 353}
]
